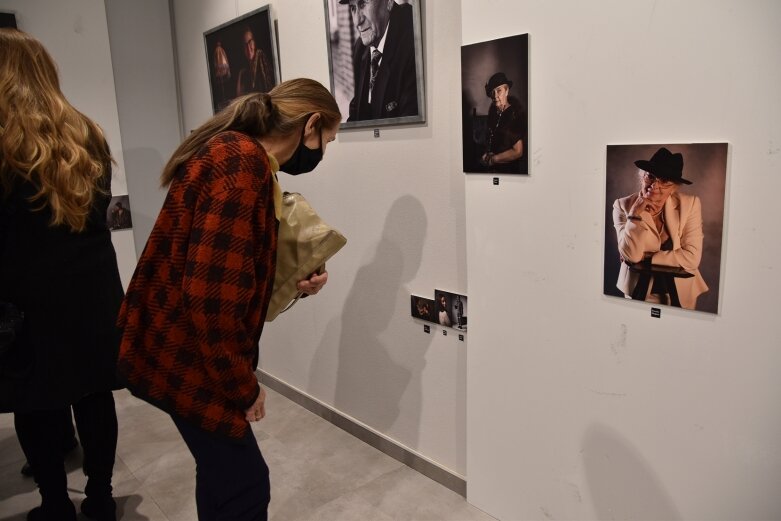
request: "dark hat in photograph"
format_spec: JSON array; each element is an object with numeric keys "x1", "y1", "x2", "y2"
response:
[
  {"x1": 485, "y1": 72, "x2": 513, "y2": 97},
  {"x1": 634, "y1": 147, "x2": 692, "y2": 185}
]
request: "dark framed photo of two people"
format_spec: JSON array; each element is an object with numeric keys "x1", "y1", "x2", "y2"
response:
[
  {"x1": 204, "y1": 5, "x2": 280, "y2": 114},
  {"x1": 323, "y1": 0, "x2": 426, "y2": 129}
]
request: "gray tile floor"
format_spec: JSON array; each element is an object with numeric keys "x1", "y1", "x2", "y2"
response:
[{"x1": 0, "y1": 388, "x2": 496, "y2": 521}]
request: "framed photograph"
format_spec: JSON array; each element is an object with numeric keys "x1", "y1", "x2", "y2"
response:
[
  {"x1": 434, "y1": 289, "x2": 468, "y2": 331},
  {"x1": 204, "y1": 5, "x2": 280, "y2": 114},
  {"x1": 603, "y1": 143, "x2": 728, "y2": 314},
  {"x1": 461, "y1": 34, "x2": 528, "y2": 174},
  {"x1": 107, "y1": 195, "x2": 133, "y2": 231},
  {"x1": 0, "y1": 12, "x2": 17, "y2": 28},
  {"x1": 410, "y1": 295, "x2": 436, "y2": 324},
  {"x1": 323, "y1": 0, "x2": 426, "y2": 129}
]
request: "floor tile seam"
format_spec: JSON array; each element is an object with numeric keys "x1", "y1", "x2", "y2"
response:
[
  {"x1": 114, "y1": 450, "x2": 176, "y2": 518},
  {"x1": 299, "y1": 490, "x2": 392, "y2": 521},
  {"x1": 121, "y1": 479, "x2": 173, "y2": 521},
  {"x1": 115, "y1": 439, "x2": 189, "y2": 477}
]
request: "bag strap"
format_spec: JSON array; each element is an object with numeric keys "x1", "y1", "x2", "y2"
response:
[
  {"x1": 276, "y1": 264, "x2": 326, "y2": 316},
  {"x1": 279, "y1": 291, "x2": 305, "y2": 315}
]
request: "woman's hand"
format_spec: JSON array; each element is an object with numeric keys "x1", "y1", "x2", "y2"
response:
[
  {"x1": 631, "y1": 186, "x2": 667, "y2": 216},
  {"x1": 628, "y1": 190, "x2": 661, "y2": 217},
  {"x1": 244, "y1": 385, "x2": 266, "y2": 423},
  {"x1": 296, "y1": 270, "x2": 328, "y2": 295}
]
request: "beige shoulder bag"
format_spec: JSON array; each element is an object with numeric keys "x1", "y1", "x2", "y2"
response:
[{"x1": 265, "y1": 191, "x2": 347, "y2": 321}]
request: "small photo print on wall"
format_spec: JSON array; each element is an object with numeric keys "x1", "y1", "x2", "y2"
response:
[
  {"x1": 204, "y1": 5, "x2": 279, "y2": 113},
  {"x1": 461, "y1": 33, "x2": 528, "y2": 174},
  {"x1": 323, "y1": 0, "x2": 426, "y2": 129},
  {"x1": 0, "y1": 12, "x2": 17, "y2": 28},
  {"x1": 434, "y1": 290, "x2": 467, "y2": 331},
  {"x1": 603, "y1": 143, "x2": 728, "y2": 314},
  {"x1": 410, "y1": 295, "x2": 436, "y2": 324},
  {"x1": 107, "y1": 195, "x2": 133, "y2": 231}
]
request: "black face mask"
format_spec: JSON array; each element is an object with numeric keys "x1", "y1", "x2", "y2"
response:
[{"x1": 279, "y1": 124, "x2": 323, "y2": 175}]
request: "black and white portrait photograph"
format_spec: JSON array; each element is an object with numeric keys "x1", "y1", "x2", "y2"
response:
[
  {"x1": 604, "y1": 143, "x2": 728, "y2": 314},
  {"x1": 434, "y1": 290, "x2": 467, "y2": 331},
  {"x1": 323, "y1": 0, "x2": 426, "y2": 129},
  {"x1": 461, "y1": 34, "x2": 528, "y2": 174},
  {"x1": 410, "y1": 295, "x2": 436, "y2": 324},
  {"x1": 204, "y1": 5, "x2": 279, "y2": 113},
  {"x1": 107, "y1": 195, "x2": 133, "y2": 231}
]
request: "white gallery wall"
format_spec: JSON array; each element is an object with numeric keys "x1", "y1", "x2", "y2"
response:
[
  {"x1": 171, "y1": 0, "x2": 469, "y2": 477},
  {"x1": 0, "y1": 0, "x2": 135, "y2": 288},
  {"x1": 463, "y1": 1, "x2": 781, "y2": 520},
  {"x1": 104, "y1": 0, "x2": 182, "y2": 260}
]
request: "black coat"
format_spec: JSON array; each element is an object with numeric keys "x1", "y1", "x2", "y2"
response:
[
  {"x1": 0, "y1": 166, "x2": 124, "y2": 412},
  {"x1": 348, "y1": 2, "x2": 419, "y2": 121}
]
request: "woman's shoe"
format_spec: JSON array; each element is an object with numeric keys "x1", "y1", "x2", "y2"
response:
[{"x1": 80, "y1": 496, "x2": 117, "y2": 521}]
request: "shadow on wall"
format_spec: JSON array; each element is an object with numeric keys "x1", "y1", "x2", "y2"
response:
[
  {"x1": 308, "y1": 195, "x2": 431, "y2": 434},
  {"x1": 583, "y1": 423, "x2": 681, "y2": 521}
]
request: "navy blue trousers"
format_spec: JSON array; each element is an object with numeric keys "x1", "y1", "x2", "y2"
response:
[{"x1": 172, "y1": 417, "x2": 270, "y2": 521}]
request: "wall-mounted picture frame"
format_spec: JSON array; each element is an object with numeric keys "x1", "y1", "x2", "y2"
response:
[
  {"x1": 204, "y1": 5, "x2": 279, "y2": 114},
  {"x1": 323, "y1": 0, "x2": 426, "y2": 129},
  {"x1": 434, "y1": 289, "x2": 467, "y2": 331},
  {"x1": 603, "y1": 143, "x2": 728, "y2": 314},
  {"x1": 107, "y1": 195, "x2": 133, "y2": 231},
  {"x1": 410, "y1": 295, "x2": 436, "y2": 324},
  {"x1": 461, "y1": 33, "x2": 528, "y2": 174},
  {"x1": 0, "y1": 11, "x2": 17, "y2": 28}
]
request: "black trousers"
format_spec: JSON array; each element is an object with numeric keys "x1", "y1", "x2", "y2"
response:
[
  {"x1": 14, "y1": 391, "x2": 117, "y2": 511},
  {"x1": 172, "y1": 416, "x2": 270, "y2": 521}
]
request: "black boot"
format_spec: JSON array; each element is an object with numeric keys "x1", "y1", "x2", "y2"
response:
[
  {"x1": 20, "y1": 410, "x2": 78, "y2": 478},
  {"x1": 15, "y1": 410, "x2": 77, "y2": 521},
  {"x1": 73, "y1": 392, "x2": 118, "y2": 521},
  {"x1": 20, "y1": 461, "x2": 34, "y2": 477},
  {"x1": 26, "y1": 500, "x2": 77, "y2": 521},
  {"x1": 20, "y1": 438, "x2": 78, "y2": 477},
  {"x1": 80, "y1": 496, "x2": 117, "y2": 521}
]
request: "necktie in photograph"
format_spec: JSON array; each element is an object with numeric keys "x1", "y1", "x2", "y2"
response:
[{"x1": 370, "y1": 49, "x2": 382, "y2": 94}]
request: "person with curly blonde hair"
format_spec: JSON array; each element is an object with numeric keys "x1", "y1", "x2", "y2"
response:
[{"x1": 0, "y1": 28, "x2": 123, "y2": 521}]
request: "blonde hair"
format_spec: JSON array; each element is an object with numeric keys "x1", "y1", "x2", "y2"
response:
[
  {"x1": 161, "y1": 78, "x2": 341, "y2": 186},
  {"x1": 0, "y1": 28, "x2": 113, "y2": 232}
]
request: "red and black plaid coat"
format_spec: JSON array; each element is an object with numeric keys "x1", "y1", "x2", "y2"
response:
[{"x1": 117, "y1": 131, "x2": 277, "y2": 439}]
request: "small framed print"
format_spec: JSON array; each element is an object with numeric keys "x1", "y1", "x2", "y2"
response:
[{"x1": 411, "y1": 295, "x2": 436, "y2": 324}]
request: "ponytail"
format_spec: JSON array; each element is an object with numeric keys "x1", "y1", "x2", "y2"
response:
[
  {"x1": 160, "y1": 79, "x2": 340, "y2": 187},
  {"x1": 160, "y1": 92, "x2": 275, "y2": 186}
]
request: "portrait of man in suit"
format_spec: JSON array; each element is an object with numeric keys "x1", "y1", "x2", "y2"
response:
[{"x1": 325, "y1": 0, "x2": 425, "y2": 128}]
